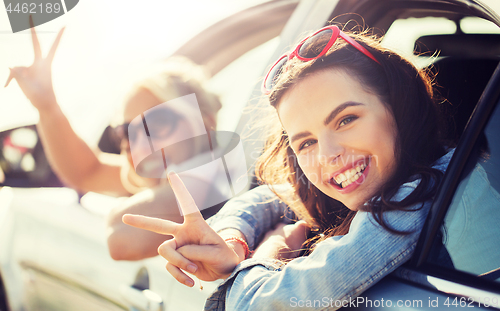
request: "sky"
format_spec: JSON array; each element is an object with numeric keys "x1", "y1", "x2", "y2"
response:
[{"x1": 0, "y1": 0, "x2": 268, "y2": 144}]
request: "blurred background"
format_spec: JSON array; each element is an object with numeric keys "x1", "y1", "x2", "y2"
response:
[
  {"x1": 1, "y1": 0, "x2": 500, "y2": 147},
  {"x1": 0, "y1": 0, "x2": 269, "y2": 145}
]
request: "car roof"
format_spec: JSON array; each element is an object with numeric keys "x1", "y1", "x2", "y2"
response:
[
  {"x1": 173, "y1": 0, "x2": 298, "y2": 76},
  {"x1": 173, "y1": 0, "x2": 499, "y2": 76}
]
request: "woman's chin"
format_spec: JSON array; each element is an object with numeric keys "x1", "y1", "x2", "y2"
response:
[{"x1": 341, "y1": 200, "x2": 362, "y2": 212}]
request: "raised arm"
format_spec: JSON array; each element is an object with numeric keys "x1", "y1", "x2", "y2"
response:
[
  {"x1": 5, "y1": 19, "x2": 127, "y2": 195},
  {"x1": 106, "y1": 184, "x2": 183, "y2": 260}
]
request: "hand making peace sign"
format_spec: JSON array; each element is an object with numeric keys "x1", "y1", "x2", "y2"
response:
[
  {"x1": 5, "y1": 16, "x2": 64, "y2": 110},
  {"x1": 123, "y1": 172, "x2": 242, "y2": 287}
]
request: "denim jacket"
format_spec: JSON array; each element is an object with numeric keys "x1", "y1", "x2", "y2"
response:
[{"x1": 205, "y1": 149, "x2": 454, "y2": 311}]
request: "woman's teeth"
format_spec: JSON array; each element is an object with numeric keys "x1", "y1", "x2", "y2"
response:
[{"x1": 333, "y1": 163, "x2": 366, "y2": 188}]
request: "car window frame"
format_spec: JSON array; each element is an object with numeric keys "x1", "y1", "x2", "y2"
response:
[{"x1": 406, "y1": 63, "x2": 500, "y2": 293}]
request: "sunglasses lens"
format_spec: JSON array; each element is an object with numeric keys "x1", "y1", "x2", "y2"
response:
[
  {"x1": 265, "y1": 56, "x2": 288, "y2": 92},
  {"x1": 125, "y1": 108, "x2": 182, "y2": 150},
  {"x1": 298, "y1": 28, "x2": 333, "y2": 59}
]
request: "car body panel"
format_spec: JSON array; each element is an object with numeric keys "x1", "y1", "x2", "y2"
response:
[{"x1": 0, "y1": 187, "x2": 219, "y2": 310}]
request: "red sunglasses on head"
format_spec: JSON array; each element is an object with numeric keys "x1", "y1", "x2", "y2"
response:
[{"x1": 262, "y1": 25, "x2": 380, "y2": 94}]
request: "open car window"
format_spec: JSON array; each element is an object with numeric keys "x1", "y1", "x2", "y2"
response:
[{"x1": 426, "y1": 99, "x2": 500, "y2": 283}]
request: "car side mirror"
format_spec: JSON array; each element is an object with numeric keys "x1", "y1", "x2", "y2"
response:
[
  {"x1": 0, "y1": 125, "x2": 63, "y2": 187},
  {"x1": 97, "y1": 125, "x2": 121, "y2": 155}
]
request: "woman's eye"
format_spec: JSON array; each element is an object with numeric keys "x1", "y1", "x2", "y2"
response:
[
  {"x1": 299, "y1": 139, "x2": 317, "y2": 151},
  {"x1": 338, "y1": 115, "x2": 357, "y2": 128}
]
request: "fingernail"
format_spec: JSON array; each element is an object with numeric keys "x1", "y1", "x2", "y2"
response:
[
  {"x1": 185, "y1": 279, "x2": 194, "y2": 287},
  {"x1": 187, "y1": 264, "x2": 197, "y2": 273}
]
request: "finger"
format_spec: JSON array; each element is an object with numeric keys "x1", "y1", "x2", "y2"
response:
[
  {"x1": 168, "y1": 172, "x2": 202, "y2": 219},
  {"x1": 177, "y1": 244, "x2": 228, "y2": 265},
  {"x1": 46, "y1": 27, "x2": 65, "y2": 63},
  {"x1": 166, "y1": 262, "x2": 195, "y2": 287},
  {"x1": 158, "y1": 239, "x2": 198, "y2": 274},
  {"x1": 122, "y1": 214, "x2": 180, "y2": 236},
  {"x1": 29, "y1": 15, "x2": 42, "y2": 60}
]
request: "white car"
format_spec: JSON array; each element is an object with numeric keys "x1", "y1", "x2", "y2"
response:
[{"x1": 1, "y1": 0, "x2": 499, "y2": 310}]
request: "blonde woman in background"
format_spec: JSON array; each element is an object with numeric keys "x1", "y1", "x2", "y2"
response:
[{"x1": 5, "y1": 25, "x2": 223, "y2": 261}]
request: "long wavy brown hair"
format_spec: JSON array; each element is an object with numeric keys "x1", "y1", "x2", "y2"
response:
[{"x1": 256, "y1": 28, "x2": 448, "y2": 251}]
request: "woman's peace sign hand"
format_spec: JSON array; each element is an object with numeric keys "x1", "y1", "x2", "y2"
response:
[
  {"x1": 123, "y1": 172, "x2": 242, "y2": 287},
  {"x1": 4, "y1": 16, "x2": 64, "y2": 110}
]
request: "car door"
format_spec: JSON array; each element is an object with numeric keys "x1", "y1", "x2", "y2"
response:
[
  {"x1": 340, "y1": 63, "x2": 500, "y2": 310},
  {"x1": 0, "y1": 188, "x2": 145, "y2": 311}
]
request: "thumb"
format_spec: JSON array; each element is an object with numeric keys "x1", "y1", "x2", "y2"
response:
[
  {"x1": 4, "y1": 67, "x2": 25, "y2": 87},
  {"x1": 168, "y1": 172, "x2": 203, "y2": 220},
  {"x1": 4, "y1": 68, "x2": 14, "y2": 88}
]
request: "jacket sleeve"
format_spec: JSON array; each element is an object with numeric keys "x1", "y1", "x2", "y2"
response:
[
  {"x1": 207, "y1": 184, "x2": 295, "y2": 250},
  {"x1": 205, "y1": 183, "x2": 431, "y2": 311}
]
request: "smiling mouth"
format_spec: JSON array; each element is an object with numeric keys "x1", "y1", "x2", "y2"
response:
[{"x1": 330, "y1": 160, "x2": 368, "y2": 189}]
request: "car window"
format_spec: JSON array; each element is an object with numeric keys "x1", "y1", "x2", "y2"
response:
[
  {"x1": 382, "y1": 17, "x2": 457, "y2": 58},
  {"x1": 382, "y1": 16, "x2": 500, "y2": 68},
  {"x1": 206, "y1": 37, "x2": 280, "y2": 132},
  {"x1": 461, "y1": 16, "x2": 500, "y2": 34},
  {"x1": 426, "y1": 100, "x2": 500, "y2": 283}
]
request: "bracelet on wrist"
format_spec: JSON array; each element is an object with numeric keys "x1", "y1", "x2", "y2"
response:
[{"x1": 224, "y1": 236, "x2": 250, "y2": 259}]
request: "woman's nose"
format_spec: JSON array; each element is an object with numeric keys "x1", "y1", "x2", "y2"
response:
[{"x1": 317, "y1": 136, "x2": 344, "y2": 166}]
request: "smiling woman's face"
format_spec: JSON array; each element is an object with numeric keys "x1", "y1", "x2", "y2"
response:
[{"x1": 277, "y1": 69, "x2": 398, "y2": 211}]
